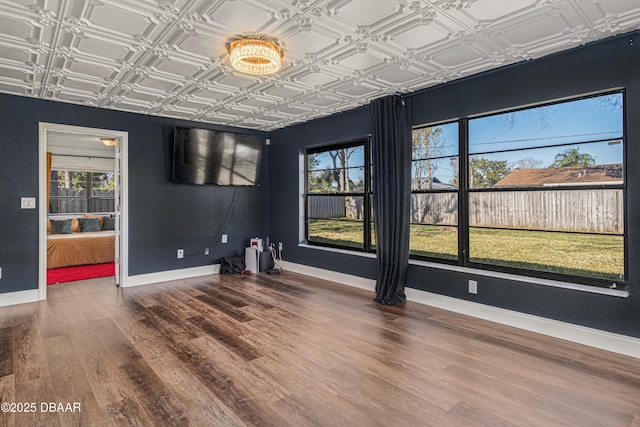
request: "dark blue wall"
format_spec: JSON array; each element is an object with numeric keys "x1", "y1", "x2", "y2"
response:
[
  {"x1": 0, "y1": 95, "x2": 268, "y2": 293},
  {"x1": 268, "y1": 33, "x2": 640, "y2": 338}
]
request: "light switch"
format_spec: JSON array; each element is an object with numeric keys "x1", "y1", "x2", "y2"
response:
[{"x1": 21, "y1": 197, "x2": 36, "y2": 209}]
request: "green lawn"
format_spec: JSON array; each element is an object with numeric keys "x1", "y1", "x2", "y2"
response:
[{"x1": 308, "y1": 219, "x2": 624, "y2": 281}]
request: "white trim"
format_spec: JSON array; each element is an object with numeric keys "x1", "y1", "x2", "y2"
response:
[
  {"x1": 285, "y1": 262, "x2": 640, "y2": 359},
  {"x1": 286, "y1": 261, "x2": 375, "y2": 291},
  {"x1": 298, "y1": 153, "x2": 305, "y2": 244},
  {"x1": 125, "y1": 264, "x2": 220, "y2": 288},
  {"x1": 0, "y1": 290, "x2": 39, "y2": 307},
  {"x1": 409, "y1": 259, "x2": 628, "y2": 298},
  {"x1": 39, "y1": 123, "x2": 129, "y2": 294}
]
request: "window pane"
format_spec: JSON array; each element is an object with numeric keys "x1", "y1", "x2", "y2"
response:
[
  {"x1": 49, "y1": 170, "x2": 87, "y2": 214},
  {"x1": 91, "y1": 172, "x2": 115, "y2": 194},
  {"x1": 371, "y1": 221, "x2": 376, "y2": 248},
  {"x1": 410, "y1": 122, "x2": 459, "y2": 260},
  {"x1": 469, "y1": 189, "x2": 623, "y2": 233},
  {"x1": 469, "y1": 93, "x2": 623, "y2": 154},
  {"x1": 410, "y1": 193, "x2": 458, "y2": 259},
  {"x1": 412, "y1": 122, "x2": 459, "y2": 159},
  {"x1": 469, "y1": 228, "x2": 624, "y2": 282},
  {"x1": 307, "y1": 146, "x2": 365, "y2": 171},
  {"x1": 411, "y1": 193, "x2": 458, "y2": 226},
  {"x1": 49, "y1": 170, "x2": 115, "y2": 214},
  {"x1": 412, "y1": 157, "x2": 459, "y2": 190},
  {"x1": 410, "y1": 224, "x2": 458, "y2": 260},
  {"x1": 469, "y1": 140, "x2": 623, "y2": 189},
  {"x1": 466, "y1": 92, "x2": 625, "y2": 288},
  {"x1": 308, "y1": 195, "x2": 364, "y2": 248},
  {"x1": 307, "y1": 167, "x2": 365, "y2": 193}
]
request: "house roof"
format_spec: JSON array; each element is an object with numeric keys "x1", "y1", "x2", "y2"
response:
[
  {"x1": 412, "y1": 176, "x2": 457, "y2": 190},
  {"x1": 0, "y1": 1, "x2": 639, "y2": 131},
  {"x1": 495, "y1": 164, "x2": 623, "y2": 187}
]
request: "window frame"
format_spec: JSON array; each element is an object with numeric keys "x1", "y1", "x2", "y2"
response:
[
  {"x1": 49, "y1": 169, "x2": 116, "y2": 214},
  {"x1": 409, "y1": 90, "x2": 627, "y2": 291},
  {"x1": 304, "y1": 139, "x2": 373, "y2": 252},
  {"x1": 409, "y1": 119, "x2": 461, "y2": 264}
]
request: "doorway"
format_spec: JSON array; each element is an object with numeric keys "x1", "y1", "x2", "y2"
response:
[{"x1": 38, "y1": 123, "x2": 128, "y2": 300}]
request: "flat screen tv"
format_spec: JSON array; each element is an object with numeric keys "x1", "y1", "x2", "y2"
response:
[{"x1": 172, "y1": 127, "x2": 263, "y2": 186}]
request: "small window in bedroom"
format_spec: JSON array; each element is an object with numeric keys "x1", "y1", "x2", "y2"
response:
[{"x1": 49, "y1": 170, "x2": 115, "y2": 214}]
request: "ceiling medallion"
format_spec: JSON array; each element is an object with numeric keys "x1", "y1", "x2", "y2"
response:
[{"x1": 227, "y1": 36, "x2": 283, "y2": 75}]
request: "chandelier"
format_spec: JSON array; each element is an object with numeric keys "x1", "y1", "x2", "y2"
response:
[{"x1": 228, "y1": 37, "x2": 283, "y2": 75}]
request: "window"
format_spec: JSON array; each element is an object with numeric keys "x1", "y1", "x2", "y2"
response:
[
  {"x1": 411, "y1": 91, "x2": 625, "y2": 290},
  {"x1": 49, "y1": 170, "x2": 115, "y2": 214},
  {"x1": 305, "y1": 140, "x2": 372, "y2": 251},
  {"x1": 410, "y1": 122, "x2": 459, "y2": 260}
]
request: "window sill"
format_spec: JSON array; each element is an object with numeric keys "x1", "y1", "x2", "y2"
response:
[
  {"x1": 409, "y1": 258, "x2": 629, "y2": 298},
  {"x1": 297, "y1": 243, "x2": 628, "y2": 298},
  {"x1": 297, "y1": 243, "x2": 376, "y2": 259}
]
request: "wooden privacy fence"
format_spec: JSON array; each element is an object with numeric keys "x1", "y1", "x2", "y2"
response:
[
  {"x1": 49, "y1": 188, "x2": 115, "y2": 214},
  {"x1": 308, "y1": 195, "x2": 365, "y2": 220},
  {"x1": 310, "y1": 189, "x2": 624, "y2": 234},
  {"x1": 411, "y1": 189, "x2": 623, "y2": 234}
]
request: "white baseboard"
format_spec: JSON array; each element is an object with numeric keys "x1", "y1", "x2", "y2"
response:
[
  {"x1": 285, "y1": 262, "x2": 640, "y2": 359},
  {"x1": 285, "y1": 262, "x2": 376, "y2": 292},
  {"x1": 0, "y1": 289, "x2": 39, "y2": 307},
  {"x1": 125, "y1": 264, "x2": 219, "y2": 288}
]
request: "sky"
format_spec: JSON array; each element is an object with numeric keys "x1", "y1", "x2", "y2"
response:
[
  {"x1": 424, "y1": 93, "x2": 624, "y2": 185},
  {"x1": 308, "y1": 93, "x2": 624, "y2": 188}
]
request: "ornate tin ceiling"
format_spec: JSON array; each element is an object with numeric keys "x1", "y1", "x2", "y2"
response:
[{"x1": 0, "y1": 0, "x2": 639, "y2": 131}]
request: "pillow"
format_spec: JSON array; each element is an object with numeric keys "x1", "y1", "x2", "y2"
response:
[
  {"x1": 79, "y1": 217, "x2": 101, "y2": 232},
  {"x1": 71, "y1": 218, "x2": 81, "y2": 233},
  {"x1": 83, "y1": 214, "x2": 104, "y2": 229},
  {"x1": 50, "y1": 219, "x2": 72, "y2": 234},
  {"x1": 102, "y1": 216, "x2": 115, "y2": 231}
]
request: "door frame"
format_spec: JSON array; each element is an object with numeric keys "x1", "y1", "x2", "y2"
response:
[{"x1": 38, "y1": 123, "x2": 129, "y2": 299}]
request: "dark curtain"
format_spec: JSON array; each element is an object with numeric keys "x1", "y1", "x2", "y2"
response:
[{"x1": 371, "y1": 95, "x2": 412, "y2": 305}]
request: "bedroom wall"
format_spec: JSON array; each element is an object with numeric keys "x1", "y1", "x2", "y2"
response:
[
  {"x1": 268, "y1": 33, "x2": 640, "y2": 338},
  {"x1": 0, "y1": 94, "x2": 269, "y2": 294}
]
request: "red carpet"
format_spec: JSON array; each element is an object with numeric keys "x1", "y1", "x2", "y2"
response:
[{"x1": 47, "y1": 263, "x2": 115, "y2": 285}]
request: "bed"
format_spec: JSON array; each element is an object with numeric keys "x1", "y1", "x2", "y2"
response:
[{"x1": 47, "y1": 216, "x2": 115, "y2": 269}]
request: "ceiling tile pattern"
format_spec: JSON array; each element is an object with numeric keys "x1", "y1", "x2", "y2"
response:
[{"x1": 0, "y1": 0, "x2": 639, "y2": 130}]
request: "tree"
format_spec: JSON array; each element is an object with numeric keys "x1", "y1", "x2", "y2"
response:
[
  {"x1": 307, "y1": 148, "x2": 362, "y2": 193},
  {"x1": 469, "y1": 157, "x2": 510, "y2": 188},
  {"x1": 512, "y1": 156, "x2": 543, "y2": 170},
  {"x1": 329, "y1": 147, "x2": 359, "y2": 192},
  {"x1": 550, "y1": 148, "x2": 595, "y2": 168},
  {"x1": 412, "y1": 126, "x2": 444, "y2": 190}
]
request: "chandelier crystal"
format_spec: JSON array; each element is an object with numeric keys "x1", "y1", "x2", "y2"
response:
[{"x1": 228, "y1": 38, "x2": 283, "y2": 75}]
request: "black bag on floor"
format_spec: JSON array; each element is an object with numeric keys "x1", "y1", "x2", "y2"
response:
[{"x1": 219, "y1": 256, "x2": 245, "y2": 274}]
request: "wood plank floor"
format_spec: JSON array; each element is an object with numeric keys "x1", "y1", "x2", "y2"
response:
[{"x1": 1, "y1": 271, "x2": 639, "y2": 426}]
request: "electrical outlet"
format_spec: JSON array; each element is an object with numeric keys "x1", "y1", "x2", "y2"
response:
[
  {"x1": 204, "y1": 248, "x2": 209, "y2": 255},
  {"x1": 221, "y1": 234, "x2": 228, "y2": 244},
  {"x1": 278, "y1": 242, "x2": 283, "y2": 251},
  {"x1": 469, "y1": 280, "x2": 478, "y2": 294},
  {"x1": 177, "y1": 249, "x2": 184, "y2": 259}
]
